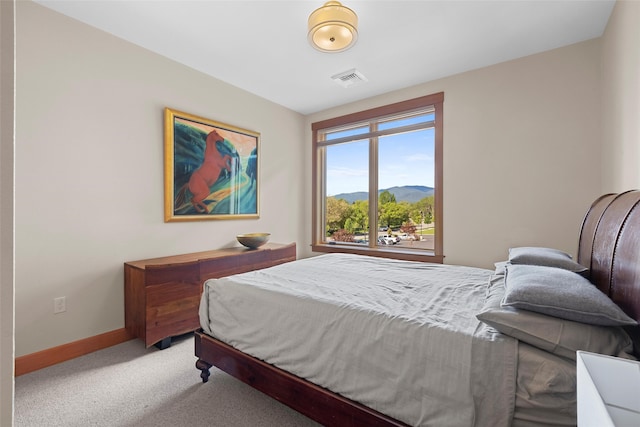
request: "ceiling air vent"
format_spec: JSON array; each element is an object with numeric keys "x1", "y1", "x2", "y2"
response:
[{"x1": 331, "y1": 68, "x2": 368, "y2": 88}]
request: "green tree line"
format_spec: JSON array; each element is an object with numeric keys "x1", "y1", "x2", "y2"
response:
[{"x1": 326, "y1": 190, "x2": 434, "y2": 236}]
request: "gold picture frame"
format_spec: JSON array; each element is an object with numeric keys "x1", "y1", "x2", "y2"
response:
[{"x1": 164, "y1": 108, "x2": 260, "y2": 222}]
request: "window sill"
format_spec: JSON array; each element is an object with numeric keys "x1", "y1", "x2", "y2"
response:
[{"x1": 311, "y1": 243, "x2": 444, "y2": 264}]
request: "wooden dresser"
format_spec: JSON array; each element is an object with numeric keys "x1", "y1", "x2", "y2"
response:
[{"x1": 124, "y1": 242, "x2": 296, "y2": 348}]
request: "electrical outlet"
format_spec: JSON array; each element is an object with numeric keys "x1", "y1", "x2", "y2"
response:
[{"x1": 54, "y1": 297, "x2": 66, "y2": 314}]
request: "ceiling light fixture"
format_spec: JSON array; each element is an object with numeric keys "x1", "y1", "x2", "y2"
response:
[{"x1": 308, "y1": 1, "x2": 358, "y2": 53}]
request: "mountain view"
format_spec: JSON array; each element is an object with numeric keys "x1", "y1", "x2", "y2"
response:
[{"x1": 331, "y1": 185, "x2": 434, "y2": 204}]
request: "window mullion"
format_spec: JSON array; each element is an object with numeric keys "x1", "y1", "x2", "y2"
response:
[
  {"x1": 318, "y1": 146, "x2": 327, "y2": 243},
  {"x1": 369, "y1": 123, "x2": 378, "y2": 248}
]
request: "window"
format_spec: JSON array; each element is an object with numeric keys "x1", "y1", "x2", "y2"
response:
[{"x1": 312, "y1": 92, "x2": 443, "y2": 263}]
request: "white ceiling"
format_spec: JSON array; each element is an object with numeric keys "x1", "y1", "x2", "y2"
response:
[{"x1": 34, "y1": 0, "x2": 615, "y2": 115}]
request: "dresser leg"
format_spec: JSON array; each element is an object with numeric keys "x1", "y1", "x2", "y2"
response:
[{"x1": 155, "y1": 337, "x2": 172, "y2": 350}]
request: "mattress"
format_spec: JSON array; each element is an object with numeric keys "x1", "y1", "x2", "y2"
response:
[{"x1": 199, "y1": 253, "x2": 574, "y2": 426}]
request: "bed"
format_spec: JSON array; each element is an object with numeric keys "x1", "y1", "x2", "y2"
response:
[{"x1": 194, "y1": 190, "x2": 640, "y2": 426}]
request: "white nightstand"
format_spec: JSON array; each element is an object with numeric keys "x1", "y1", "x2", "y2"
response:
[{"x1": 576, "y1": 351, "x2": 640, "y2": 426}]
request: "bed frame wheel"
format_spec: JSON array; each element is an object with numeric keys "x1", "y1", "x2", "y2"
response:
[{"x1": 196, "y1": 359, "x2": 212, "y2": 383}]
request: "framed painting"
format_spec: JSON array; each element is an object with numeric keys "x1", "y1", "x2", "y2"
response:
[{"x1": 164, "y1": 108, "x2": 260, "y2": 221}]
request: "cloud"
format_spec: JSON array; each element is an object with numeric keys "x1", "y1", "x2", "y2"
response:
[
  {"x1": 404, "y1": 153, "x2": 433, "y2": 162},
  {"x1": 327, "y1": 166, "x2": 367, "y2": 178}
]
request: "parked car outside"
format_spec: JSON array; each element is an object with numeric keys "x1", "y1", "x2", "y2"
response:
[{"x1": 378, "y1": 236, "x2": 397, "y2": 245}]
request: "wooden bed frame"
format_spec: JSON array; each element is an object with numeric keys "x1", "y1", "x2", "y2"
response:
[{"x1": 195, "y1": 190, "x2": 640, "y2": 426}]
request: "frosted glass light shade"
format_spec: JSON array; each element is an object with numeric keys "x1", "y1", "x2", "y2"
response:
[{"x1": 308, "y1": 1, "x2": 358, "y2": 53}]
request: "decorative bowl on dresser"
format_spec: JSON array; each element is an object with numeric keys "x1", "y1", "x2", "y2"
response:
[
  {"x1": 236, "y1": 232, "x2": 271, "y2": 249},
  {"x1": 124, "y1": 242, "x2": 296, "y2": 349}
]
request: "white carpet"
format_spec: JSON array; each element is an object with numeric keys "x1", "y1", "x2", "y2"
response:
[{"x1": 15, "y1": 333, "x2": 320, "y2": 426}]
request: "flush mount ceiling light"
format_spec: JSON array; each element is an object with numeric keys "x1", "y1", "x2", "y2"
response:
[{"x1": 308, "y1": 1, "x2": 358, "y2": 53}]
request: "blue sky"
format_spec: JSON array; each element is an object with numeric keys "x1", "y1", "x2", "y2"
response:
[{"x1": 326, "y1": 128, "x2": 434, "y2": 196}]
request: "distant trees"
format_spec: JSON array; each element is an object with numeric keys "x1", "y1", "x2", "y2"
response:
[
  {"x1": 379, "y1": 201, "x2": 410, "y2": 230},
  {"x1": 326, "y1": 197, "x2": 351, "y2": 233},
  {"x1": 379, "y1": 190, "x2": 396, "y2": 205},
  {"x1": 348, "y1": 200, "x2": 369, "y2": 233},
  {"x1": 411, "y1": 196, "x2": 434, "y2": 226},
  {"x1": 331, "y1": 229, "x2": 355, "y2": 242},
  {"x1": 326, "y1": 193, "x2": 434, "y2": 236},
  {"x1": 400, "y1": 222, "x2": 417, "y2": 236}
]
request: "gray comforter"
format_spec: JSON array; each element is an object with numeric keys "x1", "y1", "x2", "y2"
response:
[{"x1": 199, "y1": 253, "x2": 517, "y2": 426}]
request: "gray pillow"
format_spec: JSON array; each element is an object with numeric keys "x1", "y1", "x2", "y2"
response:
[
  {"x1": 494, "y1": 261, "x2": 508, "y2": 276},
  {"x1": 502, "y1": 264, "x2": 637, "y2": 326},
  {"x1": 477, "y1": 306, "x2": 634, "y2": 360},
  {"x1": 508, "y1": 246, "x2": 588, "y2": 274}
]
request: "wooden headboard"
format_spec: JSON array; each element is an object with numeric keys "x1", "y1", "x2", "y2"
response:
[{"x1": 578, "y1": 190, "x2": 640, "y2": 328}]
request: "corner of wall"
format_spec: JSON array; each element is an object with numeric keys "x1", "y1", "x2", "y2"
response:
[{"x1": 0, "y1": 0, "x2": 16, "y2": 425}]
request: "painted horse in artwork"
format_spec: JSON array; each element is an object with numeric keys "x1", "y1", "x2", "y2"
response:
[{"x1": 175, "y1": 130, "x2": 233, "y2": 213}]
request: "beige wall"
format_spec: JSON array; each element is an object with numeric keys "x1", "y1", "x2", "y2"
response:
[
  {"x1": 307, "y1": 39, "x2": 603, "y2": 268},
  {"x1": 601, "y1": 0, "x2": 640, "y2": 192},
  {"x1": 1, "y1": 1, "x2": 16, "y2": 425},
  {"x1": 15, "y1": 2, "x2": 305, "y2": 356}
]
